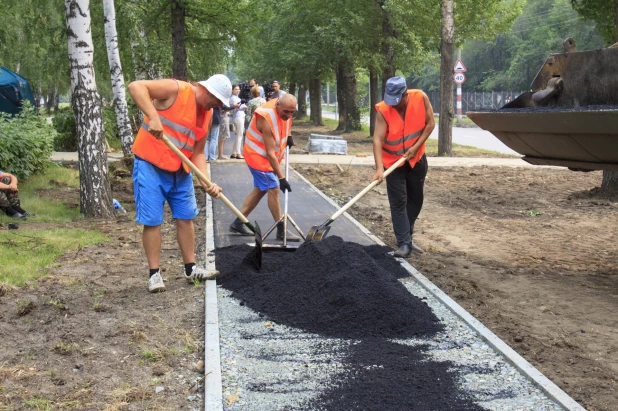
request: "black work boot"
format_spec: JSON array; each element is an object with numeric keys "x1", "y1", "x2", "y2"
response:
[
  {"x1": 393, "y1": 244, "x2": 412, "y2": 258},
  {"x1": 229, "y1": 218, "x2": 254, "y2": 236},
  {"x1": 276, "y1": 221, "x2": 300, "y2": 242},
  {"x1": 410, "y1": 240, "x2": 424, "y2": 254}
]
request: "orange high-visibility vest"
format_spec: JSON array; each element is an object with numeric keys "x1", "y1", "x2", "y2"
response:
[
  {"x1": 132, "y1": 80, "x2": 212, "y2": 173},
  {"x1": 244, "y1": 99, "x2": 291, "y2": 172},
  {"x1": 375, "y1": 90, "x2": 426, "y2": 169}
]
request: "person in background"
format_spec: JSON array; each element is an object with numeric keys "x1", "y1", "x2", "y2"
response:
[
  {"x1": 218, "y1": 104, "x2": 233, "y2": 160},
  {"x1": 249, "y1": 78, "x2": 265, "y2": 99},
  {"x1": 206, "y1": 107, "x2": 221, "y2": 162},
  {"x1": 370, "y1": 76, "x2": 435, "y2": 258},
  {"x1": 269, "y1": 80, "x2": 286, "y2": 100},
  {"x1": 128, "y1": 74, "x2": 230, "y2": 293},
  {"x1": 229, "y1": 84, "x2": 247, "y2": 159},
  {"x1": 0, "y1": 170, "x2": 34, "y2": 219},
  {"x1": 244, "y1": 86, "x2": 266, "y2": 139}
]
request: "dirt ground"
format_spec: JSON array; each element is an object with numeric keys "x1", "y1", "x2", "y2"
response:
[
  {"x1": 1, "y1": 160, "x2": 617, "y2": 410},
  {"x1": 0, "y1": 175, "x2": 208, "y2": 410},
  {"x1": 295, "y1": 163, "x2": 618, "y2": 411}
]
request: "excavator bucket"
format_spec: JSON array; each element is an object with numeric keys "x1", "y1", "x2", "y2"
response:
[{"x1": 467, "y1": 38, "x2": 618, "y2": 171}]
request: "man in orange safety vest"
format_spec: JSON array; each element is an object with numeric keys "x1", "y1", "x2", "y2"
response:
[{"x1": 371, "y1": 76, "x2": 436, "y2": 258}]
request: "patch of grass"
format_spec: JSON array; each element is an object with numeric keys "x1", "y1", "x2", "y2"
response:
[
  {"x1": 51, "y1": 341, "x2": 79, "y2": 356},
  {"x1": 16, "y1": 300, "x2": 35, "y2": 316},
  {"x1": 0, "y1": 164, "x2": 81, "y2": 224},
  {"x1": 23, "y1": 397, "x2": 54, "y2": 410},
  {"x1": 138, "y1": 347, "x2": 166, "y2": 363},
  {"x1": 0, "y1": 229, "x2": 109, "y2": 286}
]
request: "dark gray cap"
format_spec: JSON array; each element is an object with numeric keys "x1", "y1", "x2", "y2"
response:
[{"x1": 384, "y1": 76, "x2": 407, "y2": 106}]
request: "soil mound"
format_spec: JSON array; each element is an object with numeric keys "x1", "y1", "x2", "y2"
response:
[{"x1": 215, "y1": 237, "x2": 442, "y2": 339}]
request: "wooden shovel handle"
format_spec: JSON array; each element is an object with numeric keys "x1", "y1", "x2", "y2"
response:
[{"x1": 330, "y1": 156, "x2": 407, "y2": 221}]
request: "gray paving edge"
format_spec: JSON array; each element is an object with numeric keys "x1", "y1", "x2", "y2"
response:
[
  {"x1": 204, "y1": 164, "x2": 224, "y2": 411},
  {"x1": 202, "y1": 165, "x2": 585, "y2": 411},
  {"x1": 292, "y1": 168, "x2": 585, "y2": 411}
]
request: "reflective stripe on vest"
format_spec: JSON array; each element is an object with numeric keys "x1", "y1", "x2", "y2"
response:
[
  {"x1": 376, "y1": 90, "x2": 426, "y2": 169},
  {"x1": 244, "y1": 99, "x2": 291, "y2": 172},
  {"x1": 132, "y1": 80, "x2": 212, "y2": 172},
  {"x1": 141, "y1": 121, "x2": 194, "y2": 153}
]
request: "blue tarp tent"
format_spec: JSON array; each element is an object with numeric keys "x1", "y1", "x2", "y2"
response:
[{"x1": 0, "y1": 67, "x2": 35, "y2": 115}]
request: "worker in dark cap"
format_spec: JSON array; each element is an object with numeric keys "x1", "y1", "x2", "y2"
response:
[{"x1": 371, "y1": 76, "x2": 435, "y2": 257}]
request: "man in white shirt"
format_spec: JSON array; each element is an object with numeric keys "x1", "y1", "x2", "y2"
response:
[{"x1": 269, "y1": 80, "x2": 287, "y2": 100}]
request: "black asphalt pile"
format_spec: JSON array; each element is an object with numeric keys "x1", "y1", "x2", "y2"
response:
[
  {"x1": 473, "y1": 105, "x2": 618, "y2": 113},
  {"x1": 215, "y1": 236, "x2": 442, "y2": 339},
  {"x1": 310, "y1": 338, "x2": 485, "y2": 411}
]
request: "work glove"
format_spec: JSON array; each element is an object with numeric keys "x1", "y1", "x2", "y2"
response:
[
  {"x1": 287, "y1": 135, "x2": 295, "y2": 148},
  {"x1": 279, "y1": 177, "x2": 292, "y2": 193}
]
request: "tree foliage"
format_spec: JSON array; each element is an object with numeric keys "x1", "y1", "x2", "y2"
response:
[{"x1": 571, "y1": 0, "x2": 617, "y2": 44}]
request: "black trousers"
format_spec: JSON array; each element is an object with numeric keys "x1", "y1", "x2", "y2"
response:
[{"x1": 385, "y1": 154, "x2": 427, "y2": 247}]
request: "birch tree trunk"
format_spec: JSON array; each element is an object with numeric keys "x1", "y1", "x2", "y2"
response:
[
  {"x1": 65, "y1": 0, "x2": 115, "y2": 218},
  {"x1": 103, "y1": 0, "x2": 133, "y2": 156},
  {"x1": 438, "y1": 0, "x2": 454, "y2": 156}
]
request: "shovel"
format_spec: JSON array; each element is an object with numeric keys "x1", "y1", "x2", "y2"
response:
[
  {"x1": 306, "y1": 155, "x2": 408, "y2": 241},
  {"x1": 160, "y1": 135, "x2": 263, "y2": 267}
]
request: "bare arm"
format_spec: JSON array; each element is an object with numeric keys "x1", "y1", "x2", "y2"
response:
[
  {"x1": 0, "y1": 173, "x2": 18, "y2": 191},
  {"x1": 371, "y1": 110, "x2": 388, "y2": 183},
  {"x1": 257, "y1": 116, "x2": 284, "y2": 179},
  {"x1": 127, "y1": 79, "x2": 179, "y2": 139},
  {"x1": 404, "y1": 92, "x2": 435, "y2": 158}
]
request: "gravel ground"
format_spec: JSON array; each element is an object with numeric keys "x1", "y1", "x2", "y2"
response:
[{"x1": 215, "y1": 253, "x2": 565, "y2": 411}]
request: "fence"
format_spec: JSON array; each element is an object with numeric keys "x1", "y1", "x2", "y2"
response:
[{"x1": 428, "y1": 91, "x2": 525, "y2": 115}]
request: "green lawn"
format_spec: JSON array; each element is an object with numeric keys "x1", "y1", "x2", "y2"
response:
[
  {"x1": 0, "y1": 228, "x2": 109, "y2": 286},
  {"x1": 0, "y1": 165, "x2": 110, "y2": 286}
]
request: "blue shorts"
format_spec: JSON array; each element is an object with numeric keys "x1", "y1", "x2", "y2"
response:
[
  {"x1": 133, "y1": 156, "x2": 199, "y2": 226},
  {"x1": 249, "y1": 167, "x2": 280, "y2": 192}
]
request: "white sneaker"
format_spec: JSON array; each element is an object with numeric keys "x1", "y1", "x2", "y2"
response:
[
  {"x1": 148, "y1": 271, "x2": 165, "y2": 293},
  {"x1": 185, "y1": 266, "x2": 220, "y2": 283}
]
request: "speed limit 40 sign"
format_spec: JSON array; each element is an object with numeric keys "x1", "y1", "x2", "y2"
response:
[{"x1": 453, "y1": 72, "x2": 466, "y2": 84}]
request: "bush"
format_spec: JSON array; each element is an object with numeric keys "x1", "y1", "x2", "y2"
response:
[
  {"x1": 0, "y1": 107, "x2": 56, "y2": 180},
  {"x1": 52, "y1": 111, "x2": 77, "y2": 151},
  {"x1": 52, "y1": 105, "x2": 126, "y2": 151}
]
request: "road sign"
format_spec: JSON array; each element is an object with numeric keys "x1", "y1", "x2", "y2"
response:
[
  {"x1": 454, "y1": 59, "x2": 467, "y2": 72},
  {"x1": 453, "y1": 72, "x2": 466, "y2": 84}
]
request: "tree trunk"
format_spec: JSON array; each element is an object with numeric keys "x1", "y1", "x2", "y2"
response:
[
  {"x1": 65, "y1": 0, "x2": 115, "y2": 218},
  {"x1": 309, "y1": 78, "x2": 323, "y2": 125},
  {"x1": 336, "y1": 62, "x2": 347, "y2": 130},
  {"x1": 46, "y1": 90, "x2": 54, "y2": 115},
  {"x1": 438, "y1": 0, "x2": 454, "y2": 157},
  {"x1": 380, "y1": 4, "x2": 396, "y2": 93},
  {"x1": 170, "y1": 0, "x2": 187, "y2": 81},
  {"x1": 369, "y1": 69, "x2": 378, "y2": 136},
  {"x1": 288, "y1": 81, "x2": 297, "y2": 98},
  {"x1": 103, "y1": 0, "x2": 133, "y2": 156},
  {"x1": 338, "y1": 58, "x2": 361, "y2": 132},
  {"x1": 295, "y1": 81, "x2": 307, "y2": 119},
  {"x1": 54, "y1": 90, "x2": 60, "y2": 113}
]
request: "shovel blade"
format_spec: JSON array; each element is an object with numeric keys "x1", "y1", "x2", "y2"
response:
[
  {"x1": 243, "y1": 221, "x2": 263, "y2": 270},
  {"x1": 306, "y1": 225, "x2": 330, "y2": 242}
]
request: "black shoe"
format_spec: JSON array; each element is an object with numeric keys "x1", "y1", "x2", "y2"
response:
[
  {"x1": 229, "y1": 218, "x2": 254, "y2": 236},
  {"x1": 10, "y1": 212, "x2": 27, "y2": 220},
  {"x1": 22, "y1": 211, "x2": 36, "y2": 218},
  {"x1": 393, "y1": 244, "x2": 412, "y2": 258},
  {"x1": 276, "y1": 222, "x2": 300, "y2": 242},
  {"x1": 410, "y1": 241, "x2": 424, "y2": 254}
]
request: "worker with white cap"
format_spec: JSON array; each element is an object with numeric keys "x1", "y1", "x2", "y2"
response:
[{"x1": 128, "y1": 75, "x2": 232, "y2": 293}]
